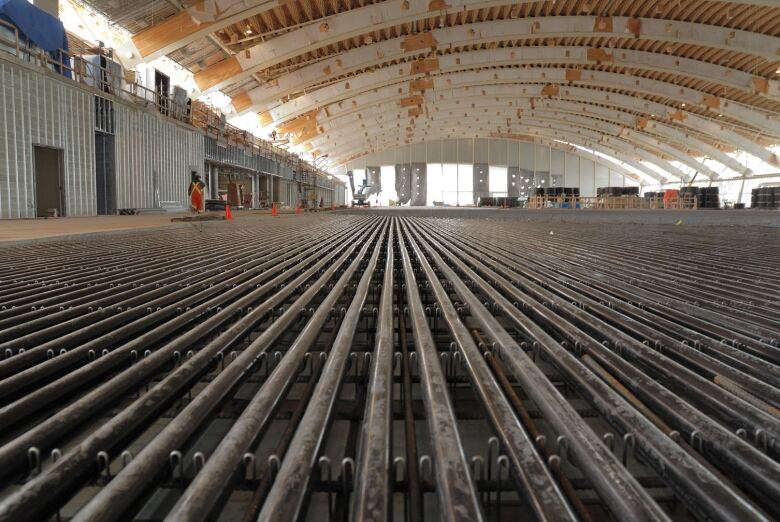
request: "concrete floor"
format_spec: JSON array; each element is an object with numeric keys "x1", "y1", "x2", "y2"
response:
[
  {"x1": 342, "y1": 207, "x2": 780, "y2": 227},
  {"x1": 1, "y1": 207, "x2": 777, "y2": 244},
  {"x1": 0, "y1": 209, "x2": 303, "y2": 242}
]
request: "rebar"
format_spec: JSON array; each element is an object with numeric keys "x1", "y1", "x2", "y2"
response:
[{"x1": 0, "y1": 212, "x2": 777, "y2": 522}]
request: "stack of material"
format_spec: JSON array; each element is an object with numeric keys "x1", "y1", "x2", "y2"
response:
[
  {"x1": 752, "y1": 187, "x2": 780, "y2": 209},
  {"x1": 598, "y1": 187, "x2": 638, "y2": 197},
  {"x1": 544, "y1": 187, "x2": 581, "y2": 196},
  {"x1": 477, "y1": 196, "x2": 521, "y2": 207},
  {"x1": 681, "y1": 187, "x2": 720, "y2": 209}
]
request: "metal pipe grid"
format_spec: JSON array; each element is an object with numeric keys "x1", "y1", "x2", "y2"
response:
[{"x1": 0, "y1": 213, "x2": 778, "y2": 522}]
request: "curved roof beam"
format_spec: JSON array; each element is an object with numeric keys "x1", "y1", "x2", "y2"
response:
[
  {"x1": 313, "y1": 106, "x2": 712, "y2": 179},
  {"x1": 511, "y1": 112, "x2": 719, "y2": 179},
  {"x1": 262, "y1": 67, "x2": 780, "y2": 137},
  {"x1": 323, "y1": 119, "x2": 673, "y2": 182},
  {"x1": 337, "y1": 136, "x2": 644, "y2": 183},
  {"x1": 306, "y1": 95, "x2": 750, "y2": 176},
  {"x1": 312, "y1": 83, "x2": 776, "y2": 166},
  {"x1": 500, "y1": 111, "x2": 719, "y2": 179},
  {"x1": 131, "y1": 0, "x2": 281, "y2": 60},
  {"x1": 234, "y1": 38, "x2": 780, "y2": 116},
  {"x1": 195, "y1": 11, "x2": 780, "y2": 91},
  {"x1": 505, "y1": 100, "x2": 750, "y2": 176},
  {"x1": 193, "y1": 0, "x2": 523, "y2": 91},
  {"x1": 197, "y1": 11, "x2": 780, "y2": 92}
]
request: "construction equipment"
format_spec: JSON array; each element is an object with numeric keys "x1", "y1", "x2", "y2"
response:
[{"x1": 346, "y1": 170, "x2": 371, "y2": 207}]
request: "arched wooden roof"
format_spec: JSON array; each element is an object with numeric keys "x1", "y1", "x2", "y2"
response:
[{"x1": 91, "y1": 0, "x2": 780, "y2": 177}]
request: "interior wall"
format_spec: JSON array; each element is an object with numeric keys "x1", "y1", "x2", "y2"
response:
[
  {"x1": 114, "y1": 104, "x2": 204, "y2": 210},
  {"x1": 340, "y1": 138, "x2": 634, "y2": 201},
  {"x1": 0, "y1": 56, "x2": 95, "y2": 218}
]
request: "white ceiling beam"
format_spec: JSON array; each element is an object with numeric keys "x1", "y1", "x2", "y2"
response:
[
  {"x1": 309, "y1": 94, "x2": 749, "y2": 175},
  {"x1": 522, "y1": 112, "x2": 720, "y2": 179},
  {"x1": 315, "y1": 106, "x2": 705, "y2": 179},
  {"x1": 264, "y1": 66, "x2": 780, "y2": 137},
  {"x1": 236, "y1": 37, "x2": 780, "y2": 116},
  {"x1": 194, "y1": 0, "x2": 530, "y2": 91},
  {"x1": 197, "y1": 11, "x2": 780, "y2": 92},
  {"x1": 311, "y1": 83, "x2": 778, "y2": 167}
]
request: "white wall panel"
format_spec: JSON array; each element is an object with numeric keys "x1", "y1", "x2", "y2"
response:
[
  {"x1": 565, "y1": 153, "x2": 580, "y2": 188},
  {"x1": 114, "y1": 105, "x2": 204, "y2": 210},
  {"x1": 489, "y1": 139, "x2": 508, "y2": 166},
  {"x1": 535, "y1": 145, "x2": 550, "y2": 173},
  {"x1": 551, "y1": 150, "x2": 565, "y2": 177},
  {"x1": 426, "y1": 140, "x2": 442, "y2": 163},
  {"x1": 519, "y1": 142, "x2": 534, "y2": 171},
  {"x1": 609, "y1": 170, "x2": 624, "y2": 187},
  {"x1": 507, "y1": 141, "x2": 519, "y2": 168},
  {"x1": 580, "y1": 158, "x2": 595, "y2": 197},
  {"x1": 441, "y1": 139, "x2": 457, "y2": 163},
  {"x1": 0, "y1": 57, "x2": 94, "y2": 218},
  {"x1": 595, "y1": 164, "x2": 610, "y2": 189},
  {"x1": 474, "y1": 138, "x2": 489, "y2": 164},
  {"x1": 411, "y1": 142, "x2": 426, "y2": 163},
  {"x1": 457, "y1": 138, "x2": 473, "y2": 164}
]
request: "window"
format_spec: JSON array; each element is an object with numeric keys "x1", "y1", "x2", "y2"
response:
[
  {"x1": 489, "y1": 166, "x2": 507, "y2": 195},
  {"x1": 442, "y1": 163, "x2": 459, "y2": 205},
  {"x1": 457, "y1": 164, "x2": 473, "y2": 206},
  {"x1": 426, "y1": 163, "x2": 444, "y2": 205},
  {"x1": 379, "y1": 165, "x2": 396, "y2": 206}
]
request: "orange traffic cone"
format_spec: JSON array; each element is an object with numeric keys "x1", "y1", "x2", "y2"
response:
[
  {"x1": 271, "y1": 204, "x2": 278, "y2": 216},
  {"x1": 225, "y1": 205, "x2": 233, "y2": 221}
]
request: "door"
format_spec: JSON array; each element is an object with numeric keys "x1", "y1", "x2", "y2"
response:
[
  {"x1": 155, "y1": 70, "x2": 170, "y2": 116},
  {"x1": 95, "y1": 132, "x2": 116, "y2": 215},
  {"x1": 34, "y1": 146, "x2": 64, "y2": 217}
]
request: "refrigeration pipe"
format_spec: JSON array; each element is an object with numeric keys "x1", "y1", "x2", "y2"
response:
[
  {"x1": 397, "y1": 220, "x2": 484, "y2": 522},
  {"x1": 67, "y1": 220, "x2": 382, "y2": 522},
  {"x1": 399, "y1": 219, "x2": 578, "y2": 522},
  {"x1": 352, "y1": 223, "x2": 396, "y2": 522},
  {"x1": 159, "y1": 221, "x2": 384, "y2": 522},
  {"x1": 257, "y1": 221, "x2": 387, "y2": 521},
  {"x1": 0, "y1": 214, "x2": 777, "y2": 522},
  {"x1": 0, "y1": 222, "x2": 361, "y2": 414},
  {"x1": 0, "y1": 220, "x2": 376, "y2": 521},
  {"x1": 428, "y1": 220, "x2": 780, "y2": 453},
  {"x1": 0, "y1": 221, "x2": 366, "y2": 443},
  {"x1": 413, "y1": 217, "x2": 780, "y2": 518}
]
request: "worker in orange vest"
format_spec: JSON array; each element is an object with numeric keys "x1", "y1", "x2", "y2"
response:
[{"x1": 189, "y1": 174, "x2": 205, "y2": 213}]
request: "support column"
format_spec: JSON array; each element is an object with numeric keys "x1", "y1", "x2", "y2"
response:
[
  {"x1": 411, "y1": 163, "x2": 427, "y2": 206},
  {"x1": 211, "y1": 165, "x2": 219, "y2": 199},
  {"x1": 395, "y1": 164, "x2": 412, "y2": 205},
  {"x1": 508, "y1": 167, "x2": 521, "y2": 197},
  {"x1": 473, "y1": 163, "x2": 489, "y2": 205}
]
